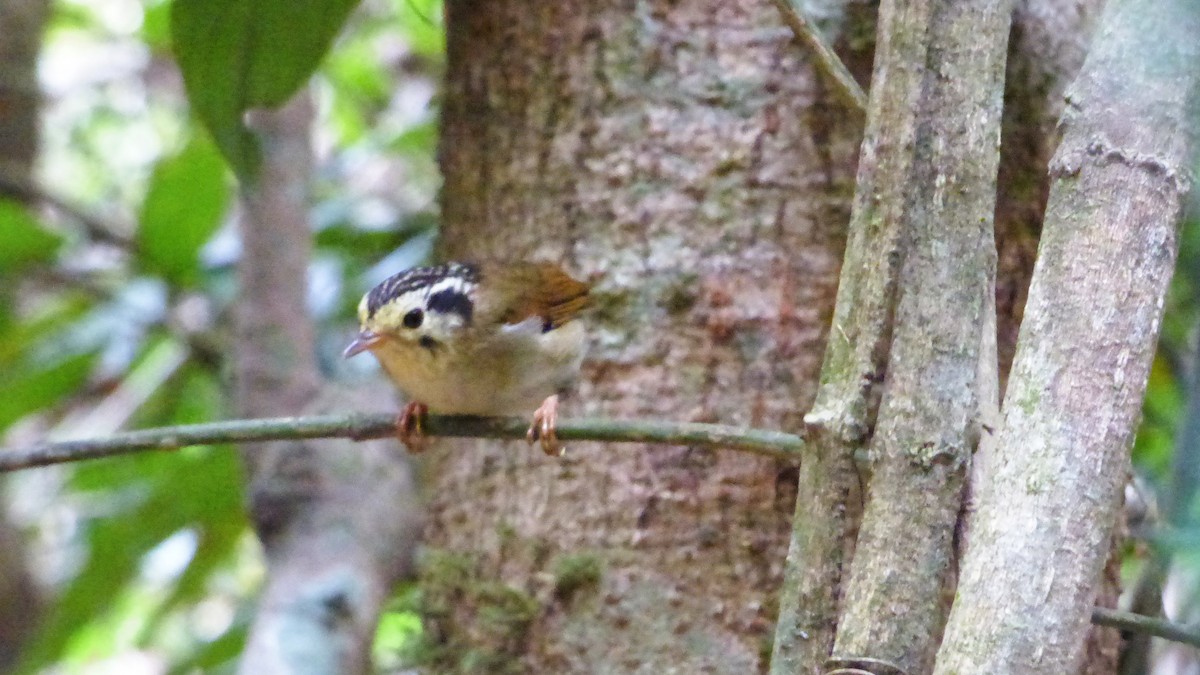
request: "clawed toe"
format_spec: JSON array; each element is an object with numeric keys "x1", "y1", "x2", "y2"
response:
[
  {"x1": 527, "y1": 394, "x2": 563, "y2": 456},
  {"x1": 397, "y1": 401, "x2": 429, "y2": 453}
]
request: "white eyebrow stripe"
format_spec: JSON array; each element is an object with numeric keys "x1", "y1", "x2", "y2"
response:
[{"x1": 421, "y1": 276, "x2": 475, "y2": 301}]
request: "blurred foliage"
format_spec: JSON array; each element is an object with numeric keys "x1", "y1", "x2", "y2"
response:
[
  {"x1": 171, "y1": 0, "x2": 360, "y2": 179},
  {"x1": 2, "y1": 0, "x2": 442, "y2": 671},
  {"x1": 0, "y1": 200, "x2": 65, "y2": 271},
  {"x1": 4, "y1": 0, "x2": 1198, "y2": 672},
  {"x1": 137, "y1": 135, "x2": 229, "y2": 287}
]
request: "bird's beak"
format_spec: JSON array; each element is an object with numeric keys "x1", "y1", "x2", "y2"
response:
[{"x1": 343, "y1": 330, "x2": 384, "y2": 358}]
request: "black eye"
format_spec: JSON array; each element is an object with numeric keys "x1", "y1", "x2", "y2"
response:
[{"x1": 402, "y1": 308, "x2": 424, "y2": 329}]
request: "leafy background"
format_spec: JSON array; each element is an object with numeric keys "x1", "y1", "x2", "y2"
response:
[
  {"x1": 1, "y1": 0, "x2": 1197, "y2": 672},
  {"x1": 3, "y1": 0, "x2": 440, "y2": 672}
]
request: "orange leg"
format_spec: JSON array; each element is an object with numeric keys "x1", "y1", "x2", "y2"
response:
[
  {"x1": 527, "y1": 394, "x2": 563, "y2": 456},
  {"x1": 397, "y1": 401, "x2": 429, "y2": 453}
]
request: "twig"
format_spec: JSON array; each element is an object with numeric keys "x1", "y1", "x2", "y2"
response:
[
  {"x1": 769, "y1": 0, "x2": 868, "y2": 113},
  {"x1": 0, "y1": 164, "x2": 136, "y2": 249},
  {"x1": 5, "y1": 414, "x2": 1200, "y2": 652},
  {"x1": 1092, "y1": 607, "x2": 1200, "y2": 649},
  {"x1": 0, "y1": 413, "x2": 807, "y2": 472},
  {"x1": 5, "y1": 414, "x2": 1200, "y2": 653}
]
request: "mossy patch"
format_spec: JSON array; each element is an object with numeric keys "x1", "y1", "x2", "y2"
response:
[
  {"x1": 552, "y1": 553, "x2": 604, "y2": 603},
  {"x1": 407, "y1": 550, "x2": 540, "y2": 674},
  {"x1": 401, "y1": 548, "x2": 610, "y2": 672}
]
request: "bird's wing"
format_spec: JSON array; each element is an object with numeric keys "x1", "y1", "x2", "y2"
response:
[{"x1": 476, "y1": 262, "x2": 590, "y2": 330}]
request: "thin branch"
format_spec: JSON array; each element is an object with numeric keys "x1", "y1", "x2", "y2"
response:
[
  {"x1": 1092, "y1": 608, "x2": 1200, "y2": 650},
  {"x1": 0, "y1": 163, "x2": 136, "y2": 249},
  {"x1": 5, "y1": 413, "x2": 1200, "y2": 653},
  {"x1": 769, "y1": 0, "x2": 868, "y2": 113},
  {"x1": 0, "y1": 413, "x2": 807, "y2": 472}
]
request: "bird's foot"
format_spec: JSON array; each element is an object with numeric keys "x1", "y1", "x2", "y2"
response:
[
  {"x1": 527, "y1": 394, "x2": 563, "y2": 456},
  {"x1": 396, "y1": 401, "x2": 429, "y2": 453}
]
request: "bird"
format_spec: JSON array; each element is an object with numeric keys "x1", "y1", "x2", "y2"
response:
[{"x1": 343, "y1": 261, "x2": 590, "y2": 455}]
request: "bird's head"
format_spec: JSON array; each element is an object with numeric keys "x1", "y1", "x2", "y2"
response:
[{"x1": 343, "y1": 262, "x2": 479, "y2": 358}]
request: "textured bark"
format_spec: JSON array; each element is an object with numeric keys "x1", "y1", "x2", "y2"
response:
[
  {"x1": 993, "y1": 0, "x2": 1101, "y2": 384},
  {"x1": 0, "y1": 0, "x2": 49, "y2": 668},
  {"x1": 991, "y1": 3, "x2": 1119, "y2": 671},
  {"x1": 822, "y1": 0, "x2": 1010, "y2": 672},
  {"x1": 234, "y1": 95, "x2": 421, "y2": 675},
  {"x1": 773, "y1": 0, "x2": 929, "y2": 664},
  {"x1": 431, "y1": 1, "x2": 863, "y2": 671},
  {"x1": 0, "y1": 498, "x2": 41, "y2": 671},
  {"x1": 233, "y1": 97, "x2": 322, "y2": 423},
  {"x1": 1082, "y1": 517, "x2": 1124, "y2": 675},
  {"x1": 972, "y1": 0, "x2": 1101, "y2": 519},
  {"x1": 774, "y1": 1, "x2": 1101, "y2": 671},
  {"x1": 0, "y1": 0, "x2": 45, "y2": 176},
  {"x1": 935, "y1": 0, "x2": 1199, "y2": 671}
]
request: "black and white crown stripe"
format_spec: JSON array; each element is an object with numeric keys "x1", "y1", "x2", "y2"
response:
[{"x1": 366, "y1": 263, "x2": 479, "y2": 323}]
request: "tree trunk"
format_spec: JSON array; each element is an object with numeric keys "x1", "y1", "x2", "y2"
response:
[
  {"x1": 0, "y1": 0, "x2": 45, "y2": 175},
  {"x1": 430, "y1": 0, "x2": 1109, "y2": 672},
  {"x1": 991, "y1": 2, "x2": 1119, "y2": 671},
  {"x1": 935, "y1": 0, "x2": 1200, "y2": 671},
  {"x1": 235, "y1": 95, "x2": 422, "y2": 675},
  {"x1": 0, "y1": 0, "x2": 50, "y2": 668},
  {"x1": 430, "y1": 1, "x2": 862, "y2": 671},
  {"x1": 822, "y1": 0, "x2": 1011, "y2": 670},
  {"x1": 993, "y1": 0, "x2": 1102, "y2": 381}
]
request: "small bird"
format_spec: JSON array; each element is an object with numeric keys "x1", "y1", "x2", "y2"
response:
[{"x1": 343, "y1": 261, "x2": 590, "y2": 455}]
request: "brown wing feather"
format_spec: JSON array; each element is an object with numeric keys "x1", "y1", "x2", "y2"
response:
[{"x1": 476, "y1": 262, "x2": 590, "y2": 329}]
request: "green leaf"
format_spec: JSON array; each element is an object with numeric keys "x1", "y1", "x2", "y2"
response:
[
  {"x1": 140, "y1": 0, "x2": 173, "y2": 51},
  {"x1": 0, "y1": 199, "x2": 63, "y2": 271},
  {"x1": 46, "y1": 1, "x2": 96, "y2": 35},
  {"x1": 1134, "y1": 355, "x2": 1181, "y2": 480},
  {"x1": 324, "y1": 38, "x2": 391, "y2": 105},
  {"x1": 373, "y1": 601, "x2": 422, "y2": 671},
  {"x1": 171, "y1": 0, "x2": 361, "y2": 179},
  {"x1": 0, "y1": 295, "x2": 90, "y2": 366},
  {"x1": 0, "y1": 350, "x2": 96, "y2": 432},
  {"x1": 138, "y1": 135, "x2": 230, "y2": 286},
  {"x1": 315, "y1": 211, "x2": 437, "y2": 257},
  {"x1": 388, "y1": 119, "x2": 438, "y2": 157},
  {"x1": 136, "y1": 371, "x2": 247, "y2": 659},
  {"x1": 397, "y1": 0, "x2": 445, "y2": 58}
]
